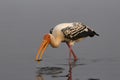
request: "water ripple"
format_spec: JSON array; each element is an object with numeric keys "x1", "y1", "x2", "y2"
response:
[{"x1": 36, "y1": 66, "x2": 64, "y2": 75}]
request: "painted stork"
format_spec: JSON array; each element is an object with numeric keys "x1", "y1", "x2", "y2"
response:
[{"x1": 35, "y1": 22, "x2": 99, "y2": 62}]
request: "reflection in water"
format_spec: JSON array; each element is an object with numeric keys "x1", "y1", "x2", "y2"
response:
[
  {"x1": 35, "y1": 54, "x2": 117, "y2": 80},
  {"x1": 36, "y1": 55, "x2": 77, "y2": 80},
  {"x1": 67, "y1": 51, "x2": 77, "y2": 80},
  {"x1": 67, "y1": 51, "x2": 73, "y2": 80},
  {"x1": 67, "y1": 60, "x2": 73, "y2": 80},
  {"x1": 35, "y1": 57, "x2": 104, "y2": 80},
  {"x1": 36, "y1": 67, "x2": 64, "y2": 75},
  {"x1": 36, "y1": 66, "x2": 65, "y2": 79},
  {"x1": 36, "y1": 63, "x2": 75, "y2": 80}
]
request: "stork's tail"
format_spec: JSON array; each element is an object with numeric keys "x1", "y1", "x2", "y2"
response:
[
  {"x1": 89, "y1": 31, "x2": 99, "y2": 37},
  {"x1": 93, "y1": 31, "x2": 99, "y2": 36}
]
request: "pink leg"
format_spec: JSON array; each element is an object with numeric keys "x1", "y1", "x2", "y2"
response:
[{"x1": 66, "y1": 43, "x2": 78, "y2": 62}]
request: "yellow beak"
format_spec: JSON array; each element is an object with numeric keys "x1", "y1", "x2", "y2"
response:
[{"x1": 35, "y1": 38, "x2": 50, "y2": 62}]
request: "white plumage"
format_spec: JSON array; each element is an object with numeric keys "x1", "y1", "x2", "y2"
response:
[{"x1": 36, "y1": 22, "x2": 99, "y2": 62}]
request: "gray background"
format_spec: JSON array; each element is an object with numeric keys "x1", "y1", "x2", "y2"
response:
[{"x1": 0, "y1": 0, "x2": 120, "y2": 80}]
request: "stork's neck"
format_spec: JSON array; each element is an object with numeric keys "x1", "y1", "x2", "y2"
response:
[{"x1": 49, "y1": 34, "x2": 61, "y2": 48}]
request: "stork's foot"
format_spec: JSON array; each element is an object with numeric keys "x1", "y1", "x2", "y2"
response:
[{"x1": 74, "y1": 57, "x2": 78, "y2": 62}]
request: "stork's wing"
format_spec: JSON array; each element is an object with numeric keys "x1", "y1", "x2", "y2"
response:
[{"x1": 61, "y1": 22, "x2": 94, "y2": 40}]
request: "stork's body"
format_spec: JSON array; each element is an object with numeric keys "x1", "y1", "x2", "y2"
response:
[{"x1": 35, "y1": 22, "x2": 99, "y2": 62}]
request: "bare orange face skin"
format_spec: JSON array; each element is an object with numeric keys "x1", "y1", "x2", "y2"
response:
[{"x1": 35, "y1": 34, "x2": 51, "y2": 62}]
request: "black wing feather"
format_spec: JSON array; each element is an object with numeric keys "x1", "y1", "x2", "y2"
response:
[{"x1": 61, "y1": 22, "x2": 97, "y2": 40}]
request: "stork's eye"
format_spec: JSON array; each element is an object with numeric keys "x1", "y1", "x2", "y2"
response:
[{"x1": 50, "y1": 28, "x2": 53, "y2": 34}]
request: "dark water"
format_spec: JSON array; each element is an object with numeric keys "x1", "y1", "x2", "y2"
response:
[
  {"x1": 0, "y1": 0, "x2": 120, "y2": 80},
  {"x1": 35, "y1": 57, "x2": 120, "y2": 80}
]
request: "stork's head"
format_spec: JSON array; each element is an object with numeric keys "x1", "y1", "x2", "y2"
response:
[{"x1": 35, "y1": 34, "x2": 51, "y2": 62}]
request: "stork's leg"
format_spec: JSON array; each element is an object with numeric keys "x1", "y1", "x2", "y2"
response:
[{"x1": 66, "y1": 43, "x2": 78, "y2": 62}]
